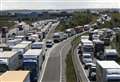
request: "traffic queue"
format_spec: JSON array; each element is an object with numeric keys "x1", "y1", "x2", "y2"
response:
[
  {"x1": 0, "y1": 20, "x2": 56, "y2": 82},
  {"x1": 77, "y1": 27, "x2": 120, "y2": 82}
]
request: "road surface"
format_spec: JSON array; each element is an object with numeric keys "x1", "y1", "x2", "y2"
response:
[{"x1": 41, "y1": 37, "x2": 73, "y2": 82}]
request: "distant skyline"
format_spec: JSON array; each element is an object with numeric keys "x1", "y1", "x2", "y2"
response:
[{"x1": 1, "y1": 0, "x2": 120, "y2": 10}]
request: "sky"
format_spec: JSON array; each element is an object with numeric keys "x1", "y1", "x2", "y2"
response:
[{"x1": 0, "y1": 0, "x2": 120, "y2": 10}]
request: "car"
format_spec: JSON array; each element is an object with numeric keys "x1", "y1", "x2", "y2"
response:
[
  {"x1": 88, "y1": 66, "x2": 96, "y2": 81},
  {"x1": 81, "y1": 53, "x2": 92, "y2": 64},
  {"x1": 84, "y1": 59, "x2": 93, "y2": 69},
  {"x1": 46, "y1": 40, "x2": 54, "y2": 48}
]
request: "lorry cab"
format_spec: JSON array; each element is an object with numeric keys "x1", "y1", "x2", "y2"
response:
[
  {"x1": 81, "y1": 39, "x2": 94, "y2": 55},
  {"x1": 103, "y1": 49, "x2": 118, "y2": 60},
  {"x1": 65, "y1": 28, "x2": 76, "y2": 37},
  {"x1": 106, "y1": 69, "x2": 120, "y2": 82},
  {"x1": 53, "y1": 32, "x2": 64, "y2": 43},
  {"x1": 93, "y1": 39, "x2": 104, "y2": 56}
]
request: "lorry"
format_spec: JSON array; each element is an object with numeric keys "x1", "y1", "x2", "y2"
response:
[
  {"x1": 0, "y1": 71, "x2": 30, "y2": 82},
  {"x1": 31, "y1": 42, "x2": 44, "y2": 49},
  {"x1": 65, "y1": 28, "x2": 76, "y2": 37},
  {"x1": 12, "y1": 42, "x2": 31, "y2": 55},
  {"x1": 100, "y1": 49, "x2": 119, "y2": 60},
  {"x1": 53, "y1": 32, "x2": 65, "y2": 43},
  {"x1": 7, "y1": 39, "x2": 22, "y2": 48},
  {"x1": 20, "y1": 41, "x2": 32, "y2": 48},
  {"x1": 28, "y1": 34, "x2": 40, "y2": 42},
  {"x1": 96, "y1": 61, "x2": 120, "y2": 82},
  {"x1": 81, "y1": 39, "x2": 94, "y2": 55},
  {"x1": 93, "y1": 39, "x2": 104, "y2": 57},
  {"x1": 0, "y1": 51, "x2": 22, "y2": 73},
  {"x1": 74, "y1": 26, "x2": 84, "y2": 33},
  {"x1": 80, "y1": 35, "x2": 89, "y2": 40},
  {"x1": 15, "y1": 35, "x2": 25, "y2": 40},
  {"x1": 31, "y1": 42, "x2": 46, "y2": 60},
  {"x1": 23, "y1": 49, "x2": 43, "y2": 82},
  {"x1": 84, "y1": 24, "x2": 91, "y2": 31}
]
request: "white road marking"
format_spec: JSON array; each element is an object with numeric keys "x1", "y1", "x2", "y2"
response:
[{"x1": 59, "y1": 44, "x2": 65, "y2": 82}]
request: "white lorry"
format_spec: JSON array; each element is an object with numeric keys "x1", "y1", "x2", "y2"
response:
[
  {"x1": 7, "y1": 39, "x2": 22, "y2": 48},
  {"x1": 12, "y1": 42, "x2": 31, "y2": 55},
  {"x1": 96, "y1": 61, "x2": 120, "y2": 82},
  {"x1": 0, "y1": 51, "x2": 22, "y2": 73},
  {"x1": 80, "y1": 35, "x2": 89, "y2": 40},
  {"x1": 53, "y1": 32, "x2": 65, "y2": 43},
  {"x1": 100, "y1": 49, "x2": 119, "y2": 60},
  {"x1": 65, "y1": 28, "x2": 76, "y2": 37},
  {"x1": 81, "y1": 39, "x2": 94, "y2": 55},
  {"x1": 23, "y1": 49, "x2": 43, "y2": 82}
]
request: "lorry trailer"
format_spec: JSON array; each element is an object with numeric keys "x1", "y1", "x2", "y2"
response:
[
  {"x1": 96, "y1": 61, "x2": 120, "y2": 82},
  {"x1": 23, "y1": 49, "x2": 43, "y2": 82},
  {"x1": 0, "y1": 71, "x2": 30, "y2": 82},
  {"x1": 0, "y1": 51, "x2": 22, "y2": 73}
]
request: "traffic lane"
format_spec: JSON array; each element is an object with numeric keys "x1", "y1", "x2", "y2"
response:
[
  {"x1": 60, "y1": 39, "x2": 72, "y2": 82},
  {"x1": 46, "y1": 22, "x2": 59, "y2": 39},
  {"x1": 42, "y1": 43, "x2": 62, "y2": 82},
  {"x1": 76, "y1": 48, "x2": 96, "y2": 82},
  {"x1": 74, "y1": 46, "x2": 90, "y2": 82},
  {"x1": 42, "y1": 32, "x2": 84, "y2": 82},
  {"x1": 42, "y1": 37, "x2": 72, "y2": 82}
]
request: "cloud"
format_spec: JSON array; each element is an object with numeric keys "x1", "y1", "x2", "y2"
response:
[{"x1": 1, "y1": 0, "x2": 120, "y2": 10}]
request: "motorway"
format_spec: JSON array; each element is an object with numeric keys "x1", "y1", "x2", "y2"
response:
[
  {"x1": 41, "y1": 37, "x2": 73, "y2": 82},
  {"x1": 41, "y1": 30, "x2": 87, "y2": 82}
]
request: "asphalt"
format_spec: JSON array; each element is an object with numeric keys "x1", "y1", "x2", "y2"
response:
[{"x1": 42, "y1": 34, "x2": 74, "y2": 82}]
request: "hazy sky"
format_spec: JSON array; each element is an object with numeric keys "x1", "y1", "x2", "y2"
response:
[{"x1": 1, "y1": 0, "x2": 120, "y2": 10}]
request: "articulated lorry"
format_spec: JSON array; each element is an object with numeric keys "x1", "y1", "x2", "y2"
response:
[
  {"x1": 12, "y1": 41, "x2": 31, "y2": 55},
  {"x1": 97, "y1": 61, "x2": 120, "y2": 82},
  {"x1": 81, "y1": 39, "x2": 94, "y2": 55},
  {"x1": 23, "y1": 49, "x2": 43, "y2": 82},
  {"x1": 0, "y1": 51, "x2": 22, "y2": 73}
]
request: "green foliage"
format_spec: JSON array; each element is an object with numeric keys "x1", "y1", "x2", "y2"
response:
[
  {"x1": 0, "y1": 16, "x2": 16, "y2": 29},
  {"x1": 66, "y1": 50, "x2": 77, "y2": 82},
  {"x1": 99, "y1": 13, "x2": 120, "y2": 28},
  {"x1": 56, "y1": 12, "x2": 98, "y2": 32}
]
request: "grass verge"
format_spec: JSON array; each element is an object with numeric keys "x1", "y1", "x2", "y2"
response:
[{"x1": 66, "y1": 49, "x2": 77, "y2": 82}]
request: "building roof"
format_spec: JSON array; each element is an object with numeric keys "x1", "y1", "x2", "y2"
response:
[
  {"x1": 0, "y1": 51, "x2": 17, "y2": 58},
  {"x1": 97, "y1": 61, "x2": 120, "y2": 69},
  {"x1": 0, "y1": 71, "x2": 29, "y2": 82}
]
